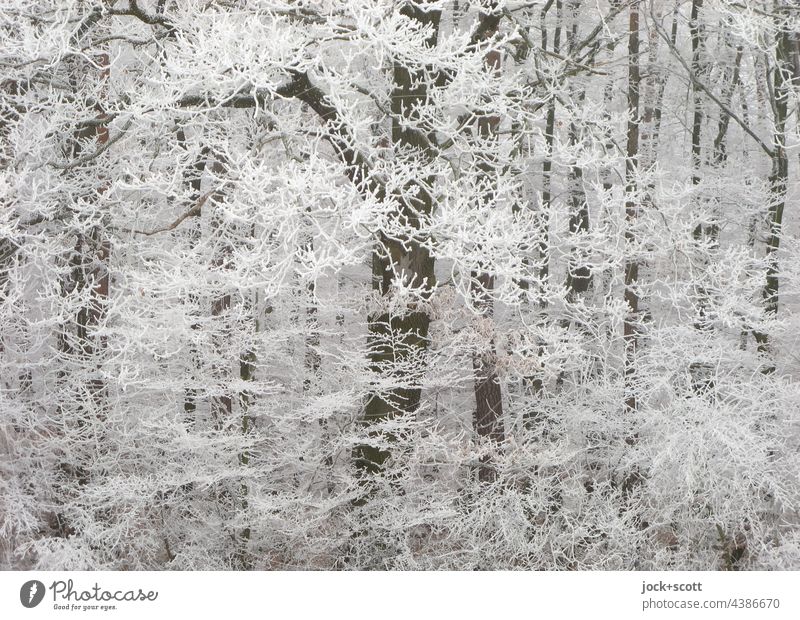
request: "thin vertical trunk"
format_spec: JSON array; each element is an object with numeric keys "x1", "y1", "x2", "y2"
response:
[
  {"x1": 468, "y1": 21, "x2": 507, "y2": 483},
  {"x1": 0, "y1": 79, "x2": 14, "y2": 351},
  {"x1": 82, "y1": 228, "x2": 110, "y2": 417},
  {"x1": 471, "y1": 268, "x2": 504, "y2": 483},
  {"x1": 623, "y1": 1, "x2": 641, "y2": 414},
  {"x1": 692, "y1": 33, "x2": 742, "y2": 392},
  {"x1": 687, "y1": 0, "x2": 707, "y2": 251},
  {"x1": 646, "y1": 5, "x2": 678, "y2": 161},
  {"x1": 555, "y1": 2, "x2": 590, "y2": 395},
  {"x1": 565, "y1": 1, "x2": 591, "y2": 303},
  {"x1": 209, "y1": 157, "x2": 232, "y2": 427},
  {"x1": 539, "y1": 0, "x2": 560, "y2": 302},
  {"x1": 754, "y1": 24, "x2": 791, "y2": 374},
  {"x1": 82, "y1": 53, "x2": 111, "y2": 425},
  {"x1": 790, "y1": 29, "x2": 800, "y2": 86},
  {"x1": 205, "y1": 153, "x2": 251, "y2": 566},
  {"x1": 301, "y1": 227, "x2": 328, "y2": 493},
  {"x1": 711, "y1": 47, "x2": 743, "y2": 170},
  {"x1": 236, "y1": 282, "x2": 257, "y2": 569},
  {"x1": 526, "y1": 0, "x2": 561, "y2": 405},
  {"x1": 565, "y1": 117, "x2": 591, "y2": 301},
  {"x1": 687, "y1": 0, "x2": 714, "y2": 393},
  {"x1": 689, "y1": 0, "x2": 705, "y2": 200},
  {"x1": 764, "y1": 30, "x2": 791, "y2": 319},
  {"x1": 303, "y1": 227, "x2": 321, "y2": 393},
  {"x1": 635, "y1": 5, "x2": 674, "y2": 361},
  {"x1": 177, "y1": 138, "x2": 208, "y2": 427}
]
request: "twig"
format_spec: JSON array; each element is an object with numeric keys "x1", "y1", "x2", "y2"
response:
[
  {"x1": 48, "y1": 120, "x2": 133, "y2": 170},
  {"x1": 123, "y1": 189, "x2": 218, "y2": 236},
  {"x1": 652, "y1": 11, "x2": 774, "y2": 159}
]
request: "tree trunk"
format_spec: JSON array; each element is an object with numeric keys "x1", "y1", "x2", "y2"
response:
[
  {"x1": 623, "y1": 3, "x2": 641, "y2": 414},
  {"x1": 526, "y1": 0, "x2": 561, "y2": 405},
  {"x1": 177, "y1": 137, "x2": 208, "y2": 427},
  {"x1": 51, "y1": 52, "x2": 111, "y2": 536},
  {"x1": 687, "y1": 0, "x2": 714, "y2": 393},
  {"x1": 236, "y1": 284, "x2": 256, "y2": 569},
  {"x1": 565, "y1": 1, "x2": 591, "y2": 303},
  {"x1": 471, "y1": 36, "x2": 505, "y2": 484},
  {"x1": 356, "y1": 3, "x2": 440, "y2": 474},
  {"x1": 754, "y1": 23, "x2": 791, "y2": 374},
  {"x1": 209, "y1": 157, "x2": 232, "y2": 427}
]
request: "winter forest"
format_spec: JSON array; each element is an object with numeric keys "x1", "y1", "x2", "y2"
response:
[{"x1": 2, "y1": 0, "x2": 800, "y2": 571}]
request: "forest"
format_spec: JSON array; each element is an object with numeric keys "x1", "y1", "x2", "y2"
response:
[{"x1": 1, "y1": 0, "x2": 800, "y2": 570}]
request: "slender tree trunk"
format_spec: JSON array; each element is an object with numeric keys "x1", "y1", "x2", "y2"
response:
[
  {"x1": 646, "y1": 4, "x2": 678, "y2": 163},
  {"x1": 470, "y1": 28, "x2": 505, "y2": 484},
  {"x1": 635, "y1": 3, "x2": 674, "y2": 359},
  {"x1": 209, "y1": 157, "x2": 232, "y2": 427},
  {"x1": 236, "y1": 283, "x2": 257, "y2": 569},
  {"x1": 539, "y1": 0, "x2": 560, "y2": 303},
  {"x1": 83, "y1": 53, "x2": 111, "y2": 426},
  {"x1": 623, "y1": 2, "x2": 641, "y2": 414},
  {"x1": 177, "y1": 138, "x2": 208, "y2": 427},
  {"x1": 526, "y1": 0, "x2": 561, "y2": 406},
  {"x1": 303, "y1": 227, "x2": 321, "y2": 394},
  {"x1": 687, "y1": 0, "x2": 715, "y2": 393},
  {"x1": 471, "y1": 268, "x2": 504, "y2": 483},
  {"x1": 692, "y1": 41, "x2": 742, "y2": 391},
  {"x1": 754, "y1": 23, "x2": 791, "y2": 374},
  {"x1": 711, "y1": 46, "x2": 743, "y2": 171},
  {"x1": 689, "y1": 0, "x2": 705, "y2": 198},
  {"x1": 565, "y1": 1, "x2": 591, "y2": 304}
]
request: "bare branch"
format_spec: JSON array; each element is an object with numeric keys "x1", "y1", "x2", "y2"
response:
[
  {"x1": 652, "y1": 8, "x2": 774, "y2": 158},
  {"x1": 123, "y1": 189, "x2": 217, "y2": 236}
]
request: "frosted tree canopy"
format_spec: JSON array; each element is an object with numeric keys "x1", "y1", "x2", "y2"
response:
[{"x1": 1, "y1": 0, "x2": 800, "y2": 570}]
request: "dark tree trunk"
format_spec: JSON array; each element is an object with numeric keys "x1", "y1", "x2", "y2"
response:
[
  {"x1": 51, "y1": 52, "x2": 111, "y2": 536},
  {"x1": 356, "y1": 3, "x2": 440, "y2": 474},
  {"x1": 209, "y1": 157, "x2": 232, "y2": 427},
  {"x1": 565, "y1": 2, "x2": 591, "y2": 303},
  {"x1": 471, "y1": 38, "x2": 505, "y2": 484},
  {"x1": 539, "y1": 0, "x2": 560, "y2": 303},
  {"x1": 236, "y1": 284, "x2": 256, "y2": 569},
  {"x1": 687, "y1": 0, "x2": 714, "y2": 393},
  {"x1": 526, "y1": 0, "x2": 561, "y2": 405},
  {"x1": 754, "y1": 26, "x2": 791, "y2": 374},
  {"x1": 689, "y1": 0, "x2": 705, "y2": 198},
  {"x1": 177, "y1": 137, "x2": 208, "y2": 428},
  {"x1": 623, "y1": 3, "x2": 641, "y2": 414},
  {"x1": 471, "y1": 269, "x2": 505, "y2": 483}
]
